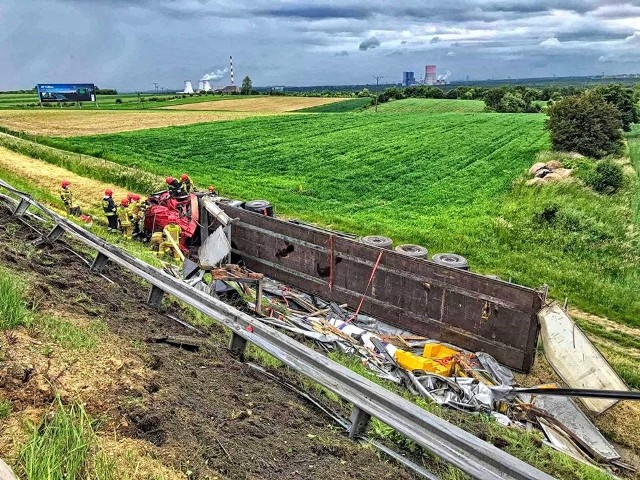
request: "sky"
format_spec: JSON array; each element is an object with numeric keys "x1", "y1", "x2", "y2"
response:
[{"x1": 1, "y1": 0, "x2": 639, "y2": 91}]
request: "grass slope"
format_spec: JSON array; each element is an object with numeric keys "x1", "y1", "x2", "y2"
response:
[
  {"x1": 296, "y1": 97, "x2": 373, "y2": 113},
  {"x1": 37, "y1": 113, "x2": 640, "y2": 324},
  {"x1": 371, "y1": 98, "x2": 486, "y2": 113}
]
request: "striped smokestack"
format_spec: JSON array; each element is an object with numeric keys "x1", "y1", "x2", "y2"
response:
[{"x1": 230, "y1": 55, "x2": 234, "y2": 85}]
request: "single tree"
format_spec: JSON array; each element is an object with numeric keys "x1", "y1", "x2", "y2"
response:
[
  {"x1": 547, "y1": 91, "x2": 624, "y2": 158},
  {"x1": 241, "y1": 76, "x2": 252, "y2": 95}
]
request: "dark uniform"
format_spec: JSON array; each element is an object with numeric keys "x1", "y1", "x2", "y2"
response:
[
  {"x1": 168, "y1": 178, "x2": 183, "y2": 197},
  {"x1": 102, "y1": 195, "x2": 118, "y2": 232}
]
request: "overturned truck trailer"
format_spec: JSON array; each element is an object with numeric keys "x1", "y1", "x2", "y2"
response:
[{"x1": 210, "y1": 204, "x2": 543, "y2": 373}]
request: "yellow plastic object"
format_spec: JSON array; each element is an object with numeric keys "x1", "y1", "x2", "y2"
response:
[
  {"x1": 394, "y1": 343, "x2": 458, "y2": 376},
  {"x1": 423, "y1": 343, "x2": 458, "y2": 360}
]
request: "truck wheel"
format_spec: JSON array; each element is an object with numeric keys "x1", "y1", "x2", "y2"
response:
[
  {"x1": 432, "y1": 253, "x2": 469, "y2": 270},
  {"x1": 245, "y1": 200, "x2": 274, "y2": 217},
  {"x1": 361, "y1": 235, "x2": 393, "y2": 249},
  {"x1": 395, "y1": 244, "x2": 428, "y2": 259}
]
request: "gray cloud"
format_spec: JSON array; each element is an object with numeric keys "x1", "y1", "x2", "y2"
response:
[
  {"x1": 1, "y1": 0, "x2": 639, "y2": 90},
  {"x1": 359, "y1": 36, "x2": 380, "y2": 51}
]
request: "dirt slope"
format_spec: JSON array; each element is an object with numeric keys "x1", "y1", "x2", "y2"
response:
[
  {"x1": 0, "y1": 110, "x2": 262, "y2": 136},
  {"x1": 164, "y1": 96, "x2": 346, "y2": 112},
  {"x1": 0, "y1": 207, "x2": 412, "y2": 480}
]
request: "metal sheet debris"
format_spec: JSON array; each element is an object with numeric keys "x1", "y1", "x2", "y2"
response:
[{"x1": 539, "y1": 304, "x2": 629, "y2": 414}]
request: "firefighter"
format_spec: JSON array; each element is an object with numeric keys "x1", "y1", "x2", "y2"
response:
[
  {"x1": 208, "y1": 185, "x2": 218, "y2": 195},
  {"x1": 180, "y1": 174, "x2": 194, "y2": 194},
  {"x1": 166, "y1": 176, "x2": 183, "y2": 197},
  {"x1": 118, "y1": 198, "x2": 133, "y2": 239},
  {"x1": 102, "y1": 189, "x2": 118, "y2": 233},
  {"x1": 60, "y1": 180, "x2": 80, "y2": 216},
  {"x1": 130, "y1": 194, "x2": 143, "y2": 238}
]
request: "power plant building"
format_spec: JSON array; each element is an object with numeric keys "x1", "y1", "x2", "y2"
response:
[
  {"x1": 425, "y1": 65, "x2": 437, "y2": 86},
  {"x1": 402, "y1": 71, "x2": 416, "y2": 86}
]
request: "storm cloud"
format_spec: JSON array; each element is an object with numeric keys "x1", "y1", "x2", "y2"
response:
[
  {"x1": 1, "y1": 0, "x2": 639, "y2": 90},
  {"x1": 359, "y1": 36, "x2": 381, "y2": 51}
]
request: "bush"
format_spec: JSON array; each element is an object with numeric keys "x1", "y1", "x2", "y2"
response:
[
  {"x1": 547, "y1": 91, "x2": 624, "y2": 158},
  {"x1": 114, "y1": 98, "x2": 122, "y2": 104},
  {"x1": 587, "y1": 160, "x2": 624, "y2": 194}
]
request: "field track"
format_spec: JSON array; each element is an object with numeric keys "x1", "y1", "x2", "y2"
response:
[
  {"x1": 164, "y1": 96, "x2": 347, "y2": 112},
  {"x1": 0, "y1": 109, "x2": 262, "y2": 136}
]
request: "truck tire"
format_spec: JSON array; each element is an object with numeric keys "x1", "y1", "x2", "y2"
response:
[
  {"x1": 432, "y1": 253, "x2": 469, "y2": 270},
  {"x1": 361, "y1": 235, "x2": 393, "y2": 249},
  {"x1": 395, "y1": 244, "x2": 428, "y2": 259},
  {"x1": 245, "y1": 200, "x2": 274, "y2": 217}
]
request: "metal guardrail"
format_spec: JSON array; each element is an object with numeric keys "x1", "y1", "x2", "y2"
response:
[{"x1": 0, "y1": 179, "x2": 555, "y2": 480}]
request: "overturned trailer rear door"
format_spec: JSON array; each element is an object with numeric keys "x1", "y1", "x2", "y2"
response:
[{"x1": 219, "y1": 206, "x2": 543, "y2": 372}]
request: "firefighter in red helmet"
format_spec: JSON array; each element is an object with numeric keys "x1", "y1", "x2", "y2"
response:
[
  {"x1": 166, "y1": 176, "x2": 183, "y2": 197},
  {"x1": 180, "y1": 173, "x2": 194, "y2": 194}
]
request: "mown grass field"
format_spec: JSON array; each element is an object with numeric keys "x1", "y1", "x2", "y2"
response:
[
  {"x1": 40, "y1": 111, "x2": 640, "y2": 326},
  {"x1": 371, "y1": 98, "x2": 486, "y2": 113}
]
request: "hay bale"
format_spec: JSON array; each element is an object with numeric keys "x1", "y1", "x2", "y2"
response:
[
  {"x1": 545, "y1": 160, "x2": 562, "y2": 170},
  {"x1": 528, "y1": 162, "x2": 547, "y2": 176}
]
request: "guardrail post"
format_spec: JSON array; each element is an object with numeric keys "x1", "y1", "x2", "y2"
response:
[
  {"x1": 348, "y1": 406, "x2": 371, "y2": 440},
  {"x1": 90, "y1": 252, "x2": 109, "y2": 272},
  {"x1": 228, "y1": 332, "x2": 247, "y2": 357},
  {"x1": 147, "y1": 285, "x2": 165, "y2": 308},
  {"x1": 47, "y1": 225, "x2": 65, "y2": 242},
  {"x1": 13, "y1": 198, "x2": 29, "y2": 217}
]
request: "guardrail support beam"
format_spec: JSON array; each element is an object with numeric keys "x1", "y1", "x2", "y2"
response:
[
  {"x1": 90, "y1": 252, "x2": 109, "y2": 273},
  {"x1": 348, "y1": 406, "x2": 371, "y2": 440},
  {"x1": 147, "y1": 285, "x2": 165, "y2": 308},
  {"x1": 47, "y1": 225, "x2": 65, "y2": 242},
  {"x1": 13, "y1": 198, "x2": 30, "y2": 217},
  {"x1": 229, "y1": 331, "x2": 247, "y2": 357}
]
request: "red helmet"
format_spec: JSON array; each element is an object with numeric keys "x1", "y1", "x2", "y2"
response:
[
  {"x1": 180, "y1": 174, "x2": 188, "y2": 181},
  {"x1": 61, "y1": 180, "x2": 70, "y2": 188},
  {"x1": 120, "y1": 198, "x2": 129, "y2": 206},
  {"x1": 166, "y1": 176, "x2": 174, "y2": 185},
  {"x1": 105, "y1": 189, "x2": 113, "y2": 196},
  {"x1": 127, "y1": 192, "x2": 134, "y2": 200},
  {"x1": 132, "y1": 194, "x2": 140, "y2": 201}
]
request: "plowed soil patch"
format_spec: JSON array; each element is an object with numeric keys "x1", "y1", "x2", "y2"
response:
[
  {"x1": 0, "y1": 110, "x2": 259, "y2": 136},
  {"x1": 0, "y1": 208, "x2": 411, "y2": 480},
  {"x1": 164, "y1": 96, "x2": 346, "y2": 112}
]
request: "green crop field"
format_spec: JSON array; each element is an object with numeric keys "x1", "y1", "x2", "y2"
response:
[
  {"x1": 295, "y1": 97, "x2": 372, "y2": 113},
  {"x1": 39, "y1": 112, "x2": 640, "y2": 325},
  {"x1": 371, "y1": 98, "x2": 486, "y2": 113}
]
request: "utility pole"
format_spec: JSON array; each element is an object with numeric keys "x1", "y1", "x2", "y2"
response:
[
  {"x1": 373, "y1": 75, "x2": 383, "y2": 112},
  {"x1": 153, "y1": 82, "x2": 159, "y2": 94}
]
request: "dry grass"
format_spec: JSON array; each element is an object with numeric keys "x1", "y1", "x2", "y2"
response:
[
  {"x1": 0, "y1": 146, "x2": 136, "y2": 210},
  {"x1": 164, "y1": 96, "x2": 346, "y2": 112},
  {"x1": 0, "y1": 109, "x2": 260, "y2": 136}
]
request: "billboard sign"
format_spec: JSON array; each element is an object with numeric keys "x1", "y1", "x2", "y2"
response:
[{"x1": 36, "y1": 84, "x2": 96, "y2": 103}]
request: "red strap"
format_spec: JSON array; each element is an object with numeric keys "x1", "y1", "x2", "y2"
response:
[
  {"x1": 328, "y1": 234, "x2": 335, "y2": 291},
  {"x1": 347, "y1": 250, "x2": 383, "y2": 323}
]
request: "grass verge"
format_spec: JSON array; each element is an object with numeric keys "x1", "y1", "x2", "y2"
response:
[
  {"x1": 18, "y1": 398, "x2": 114, "y2": 480},
  {"x1": 0, "y1": 267, "x2": 32, "y2": 330}
]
